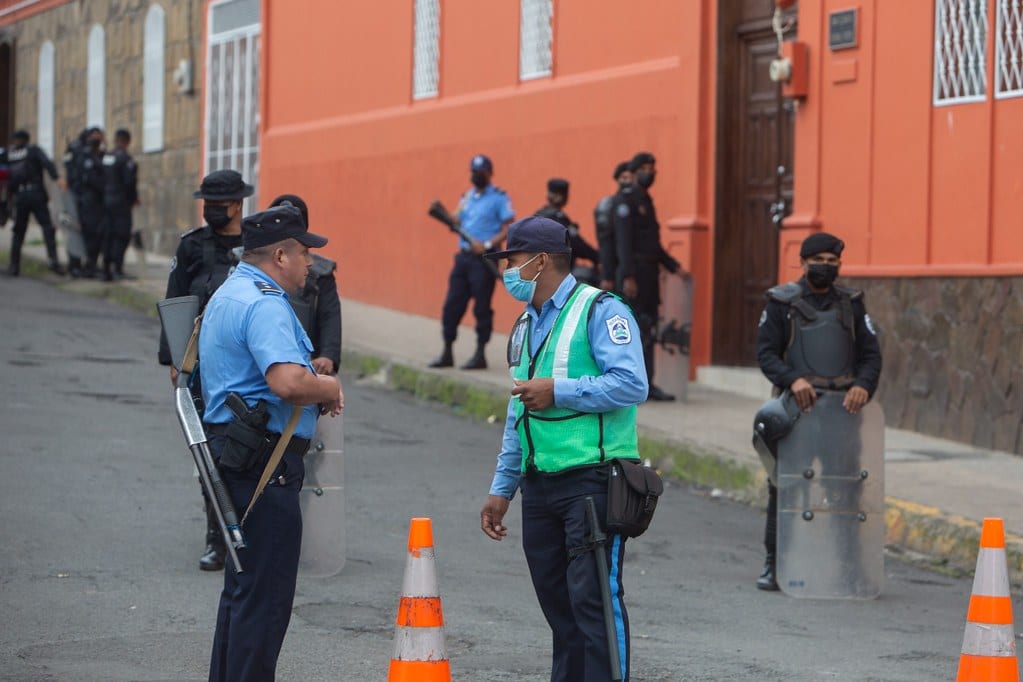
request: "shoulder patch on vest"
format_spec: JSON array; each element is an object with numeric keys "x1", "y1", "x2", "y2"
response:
[
  {"x1": 605, "y1": 314, "x2": 632, "y2": 345},
  {"x1": 169, "y1": 256, "x2": 177, "y2": 273},
  {"x1": 767, "y1": 281, "x2": 804, "y2": 303},
  {"x1": 254, "y1": 280, "x2": 283, "y2": 296},
  {"x1": 759, "y1": 309, "x2": 767, "y2": 326},
  {"x1": 864, "y1": 314, "x2": 877, "y2": 336}
]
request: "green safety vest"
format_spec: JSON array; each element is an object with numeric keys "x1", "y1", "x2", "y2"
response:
[{"x1": 510, "y1": 283, "x2": 639, "y2": 473}]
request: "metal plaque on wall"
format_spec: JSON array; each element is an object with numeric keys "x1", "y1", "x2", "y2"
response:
[{"x1": 829, "y1": 9, "x2": 858, "y2": 51}]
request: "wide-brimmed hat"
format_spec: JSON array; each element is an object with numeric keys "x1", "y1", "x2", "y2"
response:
[{"x1": 193, "y1": 169, "x2": 255, "y2": 201}]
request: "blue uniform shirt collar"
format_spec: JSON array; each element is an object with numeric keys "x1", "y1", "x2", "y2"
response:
[
  {"x1": 527, "y1": 273, "x2": 577, "y2": 320},
  {"x1": 235, "y1": 261, "x2": 291, "y2": 300}
]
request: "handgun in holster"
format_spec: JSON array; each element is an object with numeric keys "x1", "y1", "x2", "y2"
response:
[{"x1": 219, "y1": 392, "x2": 272, "y2": 472}]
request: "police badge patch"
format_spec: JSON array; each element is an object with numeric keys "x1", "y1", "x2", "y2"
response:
[
  {"x1": 168, "y1": 256, "x2": 177, "y2": 273},
  {"x1": 606, "y1": 315, "x2": 631, "y2": 345},
  {"x1": 864, "y1": 314, "x2": 877, "y2": 335},
  {"x1": 759, "y1": 310, "x2": 767, "y2": 326},
  {"x1": 616, "y1": 203, "x2": 630, "y2": 218}
]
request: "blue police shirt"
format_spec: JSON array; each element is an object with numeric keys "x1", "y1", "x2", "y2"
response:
[
  {"x1": 489, "y1": 274, "x2": 649, "y2": 498},
  {"x1": 456, "y1": 184, "x2": 515, "y2": 248},
  {"x1": 199, "y1": 262, "x2": 320, "y2": 439}
]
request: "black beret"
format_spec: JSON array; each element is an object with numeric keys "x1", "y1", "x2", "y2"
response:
[
  {"x1": 547, "y1": 177, "x2": 569, "y2": 195},
  {"x1": 628, "y1": 151, "x2": 656, "y2": 172},
  {"x1": 800, "y1": 232, "x2": 845, "y2": 259},
  {"x1": 613, "y1": 161, "x2": 631, "y2": 179},
  {"x1": 12, "y1": 129, "x2": 29, "y2": 142}
]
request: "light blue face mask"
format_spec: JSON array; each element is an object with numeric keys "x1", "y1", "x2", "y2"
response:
[{"x1": 502, "y1": 253, "x2": 542, "y2": 302}]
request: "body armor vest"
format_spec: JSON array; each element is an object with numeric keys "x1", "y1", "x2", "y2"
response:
[
  {"x1": 188, "y1": 231, "x2": 238, "y2": 307},
  {"x1": 769, "y1": 282, "x2": 858, "y2": 390}
]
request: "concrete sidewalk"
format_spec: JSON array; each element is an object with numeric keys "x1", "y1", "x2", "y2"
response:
[{"x1": 7, "y1": 238, "x2": 1023, "y2": 582}]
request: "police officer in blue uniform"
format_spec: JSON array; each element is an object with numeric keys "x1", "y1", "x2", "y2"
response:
[
  {"x1": 5, "y1": 129, "x2": 65, "y2": 276},
  {"x1": 595, "y1": 161, "x2": 633, "y2": 292},
  {"x1": 200, "y1": 203, "x2": 342, "y2": 681},
  {"x1": 753, "y1": 232, "x2": 882, "y2": 590},
  {"x1": 480, "y1": 217, "x2": 648, "y2": 682},
  {"x1": 160, "y1": 169, "x2": 253, "y2": 572},
  {"x1": 101, "y1": 129, "x2": 138, "y2": 281},
  {"x1": 429, "y1": 154, "x2": 515, "y2": 370}
]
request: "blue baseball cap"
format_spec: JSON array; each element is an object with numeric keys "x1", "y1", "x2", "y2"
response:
[
  {"x1": 485, "y1": 216, "x2": 571, "y2": 260},
  {"x1": 470, "y1": 154, "x2": 493, "y2": 172}
]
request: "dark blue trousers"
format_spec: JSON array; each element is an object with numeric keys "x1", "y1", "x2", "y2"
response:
[
  {"x1": 207, "y1": 436, "x2": 304, "y2": 682},
  {"x1": 520, "y1": 466, "x2": 630, "y2": 682},
  {"x1": 440, "y1": 251, "x2": 497, "y2": 345}
]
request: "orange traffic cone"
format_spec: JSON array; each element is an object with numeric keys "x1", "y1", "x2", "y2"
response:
[
  {"x1": 387, "y1": 518, "x2": 451, "y2": 682},
  {"x1": 956, "y1": 518, "x2": 1020, "y2": 681}
]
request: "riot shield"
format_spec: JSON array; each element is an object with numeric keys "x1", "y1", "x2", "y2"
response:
[
  {"x1": 299, "y1": 413, "x2": 346, "y2": 577},
  {"x1": 654, "y1": 272, "x2": 692, "y2": 401},
  {"x1": 53, "y1": 189, "x2": 85, "y2": 260},
  {"x1": 776, "y1": 390, "x2": 885, "y2": 599}
]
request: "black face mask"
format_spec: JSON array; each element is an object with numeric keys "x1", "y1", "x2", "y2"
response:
[
  {"x1": 471, "y1": 171, "x2": 489, "y2": 189},
  {"x1": 636, "y1": 170, "x2": 656, "y2": 189},
  {"x1": 88, "y1": 139, "x2": 102, "y2": 150},
  {"x1": 204, "y1": 204, "x2": 234, "y2": 230},
  {"x1": 806, "y1": 263, "x2": 839, "y2": 289}
]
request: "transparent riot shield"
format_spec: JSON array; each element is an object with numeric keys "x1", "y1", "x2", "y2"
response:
[
  {"x1": 776, "y1": 390, "x2": 885, "y2": 599},
  {"x1": 53, "y1": 189, "x2": 85, "y2": 260},
  {"x1": 299, "y1": 414, "x2": 346, "y2": 578},
  {"x1": 655, "y1": 272, "x2": 693, "y2": 401}
]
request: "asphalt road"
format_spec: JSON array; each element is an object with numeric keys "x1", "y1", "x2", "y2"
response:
[{"x1": 0, "y1": 275, "x2": 1009, "y2": 681}]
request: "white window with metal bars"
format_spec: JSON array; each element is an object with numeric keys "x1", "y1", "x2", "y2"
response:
[
  {"x1": 520, "y1": 0, "x2": 553, "y2": 81},
  {"x1": 143, "y1": 4, "x2": 166, "y2": 153},
  {"x1": 996, "y1": 0, "x2": 1023, "y2": 97},
  {"x1": 204, "y1": 0, "x2": 260, "y2": 214},
  {"x1": 413, "y1": 0, "x2": 440, "y2": 99},
  {"x1": 37, "y1": 40, "x2": 54, "y2": 158},
  {"x1": 87, "y1": 24, "x2": 106, "y2": 127},
  {"x1": 934, "y1": 0, "x2": 989, "y2": 104}
]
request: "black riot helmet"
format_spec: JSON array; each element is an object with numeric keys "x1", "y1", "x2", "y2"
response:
[{"x1": 752, "y1": 392, "x2": 802, "y2": 449}]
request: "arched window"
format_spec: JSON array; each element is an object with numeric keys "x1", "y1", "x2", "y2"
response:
[
  {"x1": 87, "y1": 24, "x2": 105, "y2": 128},
  {"x1": 143, "y1": 4, "x2": 166, "y2": 151},
  {"x1": 37, "y1": 41, "x2": 55, "y2": 157}
]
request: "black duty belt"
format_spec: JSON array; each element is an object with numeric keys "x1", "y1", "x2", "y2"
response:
[{"x1": 204, "y1": 422, "x2": 310, "y2": 457}]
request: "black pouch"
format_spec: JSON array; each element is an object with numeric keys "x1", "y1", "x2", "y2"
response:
[
  {"x1": 220, "y1": 422, "x2": 272, "y2": 472},
  {"x1": 606, "y1": 458, "x2": 664, "y2": 538}
]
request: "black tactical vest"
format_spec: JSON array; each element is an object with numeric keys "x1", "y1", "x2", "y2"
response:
[
  {"x1": 188, "y1": 230, "x2": 239, "y2": 307},
  {"x1": 288, "y1": 254, "x2": 336, "y2": 347},
  {"x1": 768, "y1": 282, "x2": 859, "y2": 390}
]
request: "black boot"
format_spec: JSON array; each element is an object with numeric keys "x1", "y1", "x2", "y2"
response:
[
  {"x1": 460, "y1": 344, "x2": 487, "y2": 370},
  {"x1": 647, "y1": 385, "x2": 676, "y2": 402},
  {"x1": 4, "y1": 261, "x2": 18, "y2": 277},
  {"x1": 199, "y1": 500, "x2": 226, "y2": 572},
  {"x1": 428, "y1": 343, "x2": 454, "y2": 368},
  {"x1": 756, "y1": 552, "x2": 779, "y2": 591},
  {"x1": 48, "y1": 259, "x2": 66, "y2": 276}
]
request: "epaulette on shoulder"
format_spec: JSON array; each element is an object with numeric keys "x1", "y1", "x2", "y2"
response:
[
  {"x1": 180, "y1": 226, "x2": 204, "y2": 239},
  {"x1": 834, "y1": 284, "x2": 864, "y2": 300},
  {"x1": 766, "y1": 281, "x2": 804, "y2": 303},
  {"x1": 309, "y1": 254, "x2": 336, "y2": 277},
  {"x1": 492, "y1": 186, "x2": 507, "y2": 195},
  {"x1": 254, "y1": 280, "x2": 283, "y2": 296}
]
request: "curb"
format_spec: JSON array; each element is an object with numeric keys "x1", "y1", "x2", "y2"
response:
[{"x1": 9, "y1": 249, "x2": 1016, "y2": 584}]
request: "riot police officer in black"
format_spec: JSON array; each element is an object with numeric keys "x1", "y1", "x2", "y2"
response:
[
  {"x1": 101, "y1": 129, "x2": 138, "y2": 281},
  {"x1": 5, "y1": 129, "x2": 65, "y2": 276},
  {"x1": 594, "y1": 161, "x2": 633, "y2": 292},
  {"x1": 534, "y1": 178, "x2": 600, "y2": 285},
  {"x1": 159, "y1": 168, "x2": 253, "y2": 571},
  {"x1": 61, "y1": 128, "x2": 91, "y2": 277},
  {"x1": 612, "y1": 151, "x2": 684, "y2": 401},
  {"x1": 270, "y1": 194, "x2": 342, "y2": 375},
  {"x1": 76, "y1": 128, "x2": 107, "y2": 277},
  {"x1": 754, "y1": 232, "x2": 882, "y2": 590}
]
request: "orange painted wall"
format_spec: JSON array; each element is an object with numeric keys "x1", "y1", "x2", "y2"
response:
[
  {"x1": 786, "y1": 0, "x2": 1023, "y2": 278},
  {"x1": 258, "y1": 0, "x2": 718, "y2": 370}
]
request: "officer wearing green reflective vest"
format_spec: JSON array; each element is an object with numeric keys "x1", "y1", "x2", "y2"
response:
[{"x1": 479, "y1": 216, "x2": 648, "y2": 682}]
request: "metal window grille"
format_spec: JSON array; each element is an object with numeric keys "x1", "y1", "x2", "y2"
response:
[
  {"x1": 934, "y1": 0, "x2": 988, "y2": 104},
  {"x1": 143, "y1": 4, "x2": 166, "y2": 153},
  {"x1": 520, "y1": 0, "x2": 553, "y2": 81},
  {"x1": 204, "y1": 0, "x2": 261, "y2": 214},
  {"x1": 37, "y1": 41, "x2": 54, "y2": 157},
  {"x1": 413, "y1": 0, "x2": 440, "y2": 99},
  {"x1": 87, "y1": 24, "x2": 106, "y2": 127},
  {"x1": 996, "y1": 0, "x2": 1023, "y2": 97}
]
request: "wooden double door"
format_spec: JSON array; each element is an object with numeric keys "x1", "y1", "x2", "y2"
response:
[{"x1": 713, "y1": 0, "x2": 796, "y2": 366}]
